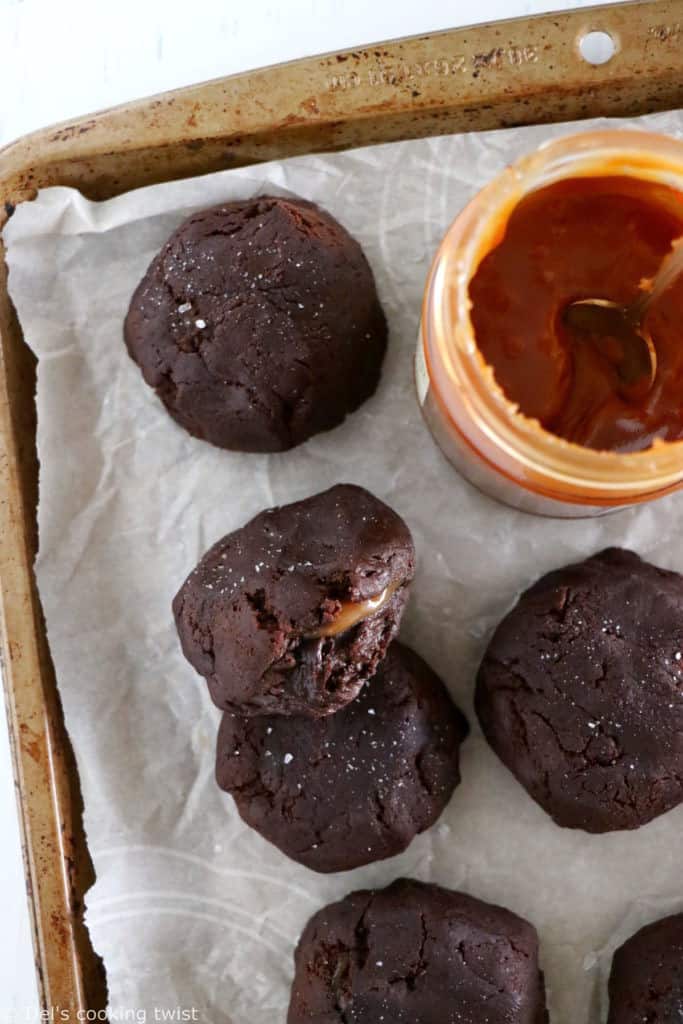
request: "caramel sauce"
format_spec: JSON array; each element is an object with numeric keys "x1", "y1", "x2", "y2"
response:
[
  {"x1": 310, "y1": 582, "x2": 399, "y2": 639},
  {"x1": 469, "y1": 176, "x2": 683, "y2": 453}
]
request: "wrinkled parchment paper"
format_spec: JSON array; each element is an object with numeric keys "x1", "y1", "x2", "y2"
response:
[{"x1": 5, "y1": 110, "x2": 683, "y2": 1024}]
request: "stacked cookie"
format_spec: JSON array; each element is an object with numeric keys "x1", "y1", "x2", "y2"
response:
[
  {"x1": 173, "y1": 484, "x2": 469, "y2": 872},
  {"x1": 129, "y1": 196, "x2": 467, "y2": 869}
]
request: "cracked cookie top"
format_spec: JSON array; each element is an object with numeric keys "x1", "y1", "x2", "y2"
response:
[
  {"x1": 476, "y1": 547, "x2": 683, "y2": 832},
  {"x1": 216, "y1": 641, "x2": 468, "y2": 873},
  {"x1": 287, "y1": 878, "x2": 548, "y2": 1024},
  {"x1": 124, "y1": 195, "x2": 387, "y2": 452},
  {"x1": 173, "y1": 484, "x2": 415, "y2": 716}
]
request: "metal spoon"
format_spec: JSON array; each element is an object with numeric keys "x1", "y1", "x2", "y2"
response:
[{"x1": 563, "y1": 240, "x2": 683, "y2": 400}]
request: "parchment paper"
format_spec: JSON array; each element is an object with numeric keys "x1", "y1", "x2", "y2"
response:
[{"x1": 5, "y1": 109, "x2": 683, "y2": 1024}]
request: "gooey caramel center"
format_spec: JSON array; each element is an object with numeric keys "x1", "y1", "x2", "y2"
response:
[{"x1": 308, "y1": 581, "x2": 400, "y2": 638}]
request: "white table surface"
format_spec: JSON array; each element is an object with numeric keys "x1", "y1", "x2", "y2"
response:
[{"x1": 0, "y1": 0, "x2": 614, "y2": 1016}]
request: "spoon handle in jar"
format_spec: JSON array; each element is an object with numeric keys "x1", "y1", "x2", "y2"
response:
[{"x1": 631, "y1": 238, "x2": 683, "y2": 320}]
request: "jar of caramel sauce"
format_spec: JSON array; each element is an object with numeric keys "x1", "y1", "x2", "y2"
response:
[{"x1": 416, "y1": 130, "x2": 683, "y2": 517}]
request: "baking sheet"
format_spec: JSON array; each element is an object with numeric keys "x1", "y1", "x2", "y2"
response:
[{"x1": 5, "y1": 109, "x2": 683, "y2": 1024}]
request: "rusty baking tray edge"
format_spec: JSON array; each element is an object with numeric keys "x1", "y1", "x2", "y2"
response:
[{"x1": 0, "y1": 0, "x2": 681, "y2": 1014}]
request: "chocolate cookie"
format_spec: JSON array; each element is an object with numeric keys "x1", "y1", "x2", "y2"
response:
[
  {"x1": 476, "y1": 548, "x2": 683, "y2": 832},
  {"x1": 124, "y1": 195, "x2": 387, "y2": 452},
  {"x1": 287, "y1": 878, "x2": 548, "y2": 1024},
  {"x1": 173, "y1": 484, "x2": 414, "y2": 716},
  {"x1": 216, "y1": 642, "x2": 468, "y2": 872},
  {"x1": 608, "y1": 913, "x2": 683, "y2": 1023}
]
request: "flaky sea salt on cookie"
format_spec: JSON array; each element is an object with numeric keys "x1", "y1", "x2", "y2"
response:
[
  {"x1": 124, "y1": 195, "x2": 387, "y2": 452},
  {"x1": 173, "y1": 484, "x2": 414, "y2": 717}
]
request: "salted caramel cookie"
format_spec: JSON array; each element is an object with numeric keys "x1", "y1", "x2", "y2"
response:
[
  {"x1": 608, "y1": 912, "x2": 683, "y2": 1023},
  {"x1": 287, "y1": 878, "x2": 548, "y2": 1023},
  {"x1": 216, "y1": 642, "x2": 468, "y2": 872},
  {"x1": 476, "y1": 548, "x2": 683, "y2": 832},
  {"x1": 124, "y1": 195, "x2": 387, "y2": 451},
  {"x1": 173, "y1": 484, "x2": 414, "y2": 716}
]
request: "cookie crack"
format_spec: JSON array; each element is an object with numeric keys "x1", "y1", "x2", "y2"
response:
[
  {"x1": 410, "y1": 912, "x2": 429, "y2": 990},
  {"x1": 452, "y1": 937, "x2": 519, "y2": 999},
  {"x1": 245, "y1": 589, "x2": 282, "y2": 631}
]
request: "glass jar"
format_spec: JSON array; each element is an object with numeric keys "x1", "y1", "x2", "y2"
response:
[{"x1": 416, "y1": 129, "x2": 683, "y2": 518}]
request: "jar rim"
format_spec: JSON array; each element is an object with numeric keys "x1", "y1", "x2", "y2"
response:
[{"x1": 423, "y1": 129, "x2": 683, "y2": 501}]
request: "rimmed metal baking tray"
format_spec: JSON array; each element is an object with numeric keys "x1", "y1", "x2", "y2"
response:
[{"x1": 0, "y1": 0, "x2": 681, "y2": 1013}]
